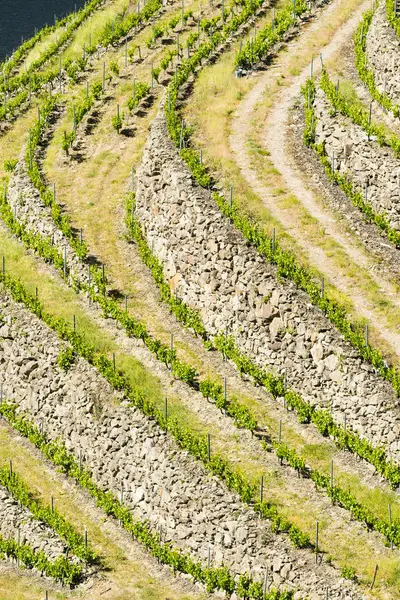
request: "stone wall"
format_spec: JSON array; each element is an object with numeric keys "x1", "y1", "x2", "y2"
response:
[
  {"x1": 8, "y1": 151, "x2": 89, "y2": 285},
  {"x1": 0, "y1": 290, "x2": 359, "y2": 599},
  {"x1": 0, "y1": 485, "x2": 84, "y2": 569},
  {"x1": 366, "y1": 1, "x2": 400, "y2": 103},
  {"x1": 313, "y1": 87, "x2": 400, "y2": 230},
  {"x1": 135, "y1": 107, "x2": 400, "y2": 463}
]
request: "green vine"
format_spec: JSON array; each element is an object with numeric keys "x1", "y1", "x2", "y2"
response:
[
  {"x1": 0, "y1": 401, "x2": 294, "y2": 599},
  {"x1": 354, "y1": 6, "x2": 400, "y2": 117},
  {"x1": 303, "y1": 75, "x2": 400, "y2": 248},
  {"x1": 0, "y1": 466, "x2": 97, "y2": 563},
  {"x1": 0, "y1": 271, "x2": 311, "y2": 551}
]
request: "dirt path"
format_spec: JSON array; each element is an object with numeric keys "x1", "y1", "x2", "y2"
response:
[{"x1": 230, "y1": 0, "x2": 400, "y2": 360}]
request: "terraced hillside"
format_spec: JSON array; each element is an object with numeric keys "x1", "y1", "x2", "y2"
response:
[{"x1": 2, "y1": 0, "x2": 400, "y2": 597}]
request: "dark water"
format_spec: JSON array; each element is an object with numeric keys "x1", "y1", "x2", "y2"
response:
[{"x1": 0, "y1": 0, "x2": 87, "y2": 62}]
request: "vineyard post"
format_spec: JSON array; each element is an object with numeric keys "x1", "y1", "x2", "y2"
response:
[
  {"x1": 80, "y1": 228, "x2": 83, "y2": 245},
  {"x1": 343, "y1": 412, "x2": 347, "y2": 430},
  {"x1": 271, "y1": 228, "x2": 276, "y2": 253},
  {"x1": 278, "y1": 420, "x2": 282, "y2": 442},
  {"x1": 365, "y1": 324, "x2": 369, "y2": 348},
  {"x1": 207, "y1": 546, "x2": 211, "y2": 568},
  {"x1": 35, "y1": 287, "x2": 38, "y2": 299},
  {"x1": 200, "y1": 148, "x2": 203, "y2": 164},
  {"x1": 84, "y1": 527, "x2": 88, "y2": 549},
  {"x1": 125, "y1": 295, "x2": 128, "y2": 312},
  {"x1": 263, "y1": 568, "x2": 268, "y2": 594},
  {"x1": 321, "y1": 276, "x2": 324, "y2": 299},
  {"x1": 368, "y1": 102, "x2": 372, "y2": 140},
  {"x1": 165, "y1": 397, "x2": 168, "y2": 421},
  {"x1": 102, "y1": 62, "x2": 106, "y2": 91},
  {"x1": 113, "y1": 353, "x2": 116, "y2": 372},
  {"x1": 260, "y1": 475, "x2": 264, "y2": 502},
  {"x1": 79, "y1": 449, "x2": 82, "y2": 473},
  {"x1": 170, "y1": 333, "x2": 174, "y2": 371},
  {"x1": 370, "y1": 564, "x2": 378, "y2": 589},
  {"x1": 229, "y1": 186, "x2": 233, "y2": 208},
  {"x1": 310, "y1": 57, "x2": 313, "y2": 78},
  {"x1": 315, "y1": 521, "x2": 319, "y2": 563},
  {"x1": 223, "y1": 377, "x2": 227, "y2": 414},
  {"x1": 331, "y1": 151, "x2": 334, "y2": 173},
  {"x1": 9, "y1": 459, "x2": 12, "y2": 478},
  {"x1": 2, "y1": 256, "x2": 4, "y2": 274},
  {"x1": 131, "y1": 166, "x2": 135, "y2": 191},
  {"x1": 388, "y1": 504, "x2": 393, "y2": 549},
  {"x1": 38, "y1": 106, "x2": 41, "y2": 123},
  {"x1": 330, "y1": 460, "x2": 333, "y2": 488},
  {"x1": 51, "y1": 496, "x2": 54, "y2": 513},
  {"x1": 137, "y1": 0, "x2": 140, "y2": 15},
  {"x1": 63, "y1": 246, "x2": 67, "y2": 279},
  {"x1": 207, "y1": 433, "x2": 211, "y2": 461},
  {"x1": 73, "y1": 314, "x2": 76, "y2": 331},
  {"x1": 319, "y1": 53, "x2": 323, "y2": 70}
]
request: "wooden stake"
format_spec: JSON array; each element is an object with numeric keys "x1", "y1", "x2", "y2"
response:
[{"x1": 370, "y1": 564, "x2": 378, "y2": 589}]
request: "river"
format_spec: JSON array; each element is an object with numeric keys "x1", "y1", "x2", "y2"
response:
[{"x1": 0, "y1": 0, "x2": 87, "y2": 62}]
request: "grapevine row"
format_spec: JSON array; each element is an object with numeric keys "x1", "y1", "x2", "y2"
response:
[
  {"x1": 302, "y1": 76, "x2": 400, "y2": 249},
  {"x1": 0, "y1": 400, "x2": 294, "y2": 599},
  {"x1": 0, "y1": 466, "x2": 97, "y2": 564}
]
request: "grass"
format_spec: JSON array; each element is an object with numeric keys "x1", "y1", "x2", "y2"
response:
[
  {"x1": 0, "y1": 225, "x2": 162, "y2": 404},
  {"x1": 183, "y1": 0, "x2": 400, "y2": 366},
  {"x1": 19, "y1": 24, "x2": 68, "y2": 74},
  {"x1": 0, "y1": 107, "x2": 38, "y2": 182},
  {"x1": 42, "y1": 0, "x2": 231, "y2": 371},
  {"x1": 3, "y1": 0, "x2": 400, "y2": 595},
  {"x1": 0, "y1": 422, "x2": 203, "y2": 600},
  {"x1": 50, "y1": 0, "x2": 129, "y2": 65},
  {"x1": 2, "y1": 211, "x2": 400, "y2": 596}
]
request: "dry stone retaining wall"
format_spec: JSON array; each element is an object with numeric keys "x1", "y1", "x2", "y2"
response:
[
  {"x1": 7, "y1": 152, "x2": 89, "y2": 284},
  {"x1": 0, "y1": 485, "x2": 76, "y2": 564},
  {"x1": 366, "y1": 2, "x2": 400, "y2": 103},
  {"x1": 135, "y1": 108, "x2": 400, "y2": 463},
  {"x1": 0, "y1": 290, "x2": 360, "y2": 600},
  {"x1": 313, "y1": 87, "x2": 400, "y2": 230}
]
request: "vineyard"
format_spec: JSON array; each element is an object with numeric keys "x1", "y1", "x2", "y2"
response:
[{"x1": 2, "y1": 0, "x2": 400, "y2": 597}]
